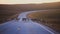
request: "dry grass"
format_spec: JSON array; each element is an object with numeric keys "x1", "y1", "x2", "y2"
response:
[
  {"x1": 27, "y1": 10, "x2": 60, "y2": 33},
  {"x1": 0, "y1": 2, "x2": 60, "y2": 24}
]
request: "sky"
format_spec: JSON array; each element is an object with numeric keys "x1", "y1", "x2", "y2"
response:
[{"x1": 0, "y1": 0, "x2": 60, "y2": 4}]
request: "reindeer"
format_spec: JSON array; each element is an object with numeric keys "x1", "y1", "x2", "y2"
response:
[
  {"x1": 31, "y1": 19, "x2": 37, "y2": 22},
  {"x1": 7, "y1": 14, "x2": 20, "y2": 21},
  {"x1": 22, "y1": 18, "x2": 29, "y2": 21}
]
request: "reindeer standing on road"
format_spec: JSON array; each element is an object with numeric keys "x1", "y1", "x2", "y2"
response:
[{"x1": 22, "y1": 18, "x2": 29, "y2": 21}]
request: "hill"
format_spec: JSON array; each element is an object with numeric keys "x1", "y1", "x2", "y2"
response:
[{"x1": 0, "y1": 2, "x2": 60, "y2": 23}]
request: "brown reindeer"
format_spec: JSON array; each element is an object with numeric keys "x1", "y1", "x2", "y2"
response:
[
  {"x1": 22, "y1": 18, "x2": 29, "y2": 21},
  {"x1": 7, "y1": 14, "x2": 20, "y2": 21}
]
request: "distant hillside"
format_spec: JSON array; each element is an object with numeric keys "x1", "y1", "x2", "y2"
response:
[
  {"x1": 0, "y1": 2, "x2": 60, "y2": 23},
  {"x1": 0, "y1": 2, "x2": 60, "y2": 14}
]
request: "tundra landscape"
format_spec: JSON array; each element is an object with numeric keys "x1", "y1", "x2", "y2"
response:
[{"x1": 0, "y1": 2, "x2": 60, "y2": 33}]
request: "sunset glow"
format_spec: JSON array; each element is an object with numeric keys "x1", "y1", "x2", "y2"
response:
[{"x1": 0, "y1": 0, "x2": 60, "y2": 4}]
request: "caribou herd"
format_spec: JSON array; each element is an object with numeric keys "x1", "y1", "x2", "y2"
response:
[
  {"x1": 15, "y1": 18, "x2": 46, "y2": 23},
  {"x1": 4, "y1": 17, "x2": 46, "y2": 23}
]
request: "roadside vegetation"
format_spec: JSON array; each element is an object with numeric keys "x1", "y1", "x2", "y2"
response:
[{"x1": 27, "y1": 10, "x2": 60, "y2": 33}]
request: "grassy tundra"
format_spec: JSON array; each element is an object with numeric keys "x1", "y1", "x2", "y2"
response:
[
  {"x1": 27, "y1": 10, "x2": 60, "y2": 33},
  {"x1": 0, "y1": 2, "x2": 60, "y2": 23}
]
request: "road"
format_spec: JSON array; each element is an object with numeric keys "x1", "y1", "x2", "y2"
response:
[{"x1": 0, "y1": 11, "x2": 59, "y2": 34}]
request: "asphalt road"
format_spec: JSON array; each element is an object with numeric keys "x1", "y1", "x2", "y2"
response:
[{"x1": 0, "y1": 11, "x2": 58, "y2": 34}]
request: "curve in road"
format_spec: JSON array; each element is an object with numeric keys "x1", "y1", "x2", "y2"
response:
[{"x1": 0, "y1": 11, "x2": 59, "y2": 34}]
